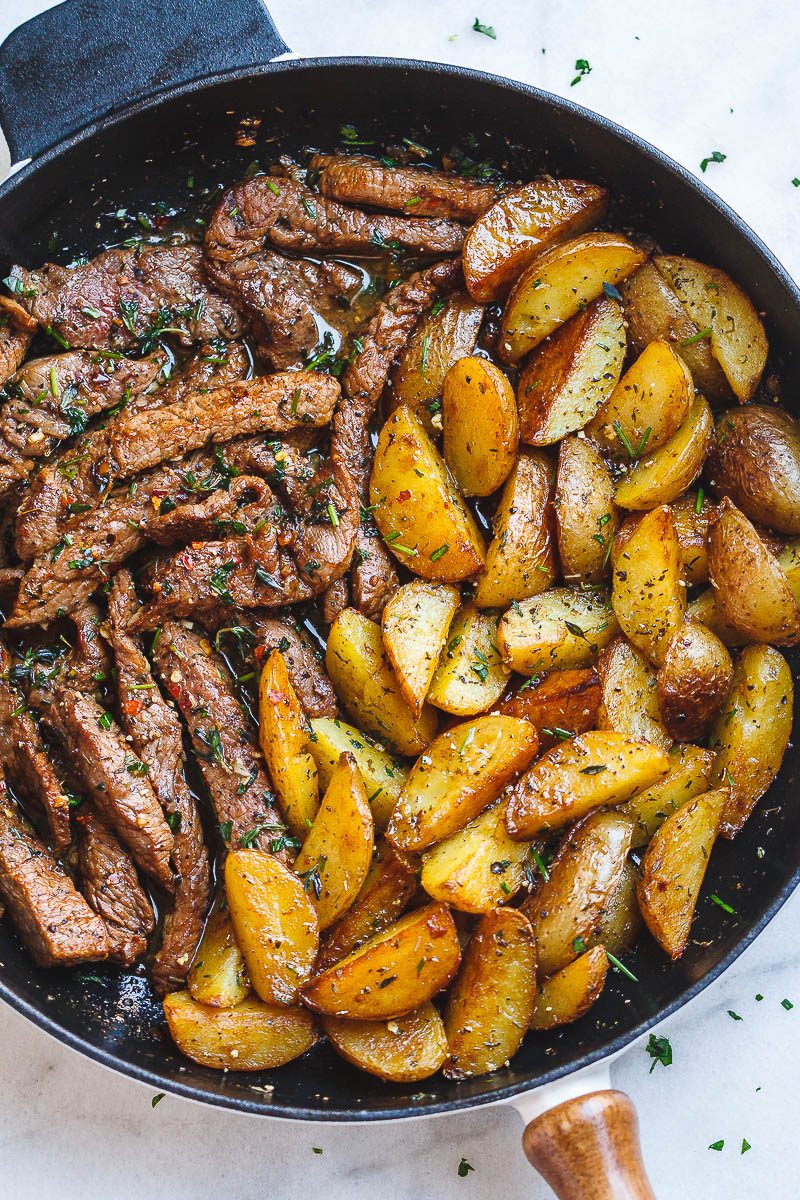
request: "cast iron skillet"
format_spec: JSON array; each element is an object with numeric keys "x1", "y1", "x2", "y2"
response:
[{"x1": 0, "y1": 1, "x2": 798, "y2": 1193}]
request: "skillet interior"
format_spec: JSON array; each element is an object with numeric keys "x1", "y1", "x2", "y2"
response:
[{"x1": 0, "y1": 59, "x2": 798, "y2": 1120}]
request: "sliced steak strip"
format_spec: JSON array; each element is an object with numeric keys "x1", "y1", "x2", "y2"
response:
[
  {"x1": 107, "y1": 572, "x2": 210, "y2": 993},
  {"x1": 0, "y1": 770, "x2": 109, "y2": 967},
  {"x1": 76, "y1": 807, "x2": 155, "y2": 966},
  {"x1": 0, "y1": 297, "x2": 36, "y2": 388},
  {"x1": 310, "y1": 154, "x2": 500, "y2": 221},
  {"x1": 7, "y1": 244, "x2": 243, "y2": 352},
  {"x1": 247, "y1": 614, "x2": 337, "y2": 718}
]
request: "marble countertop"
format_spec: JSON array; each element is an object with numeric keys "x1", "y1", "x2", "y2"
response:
[{"x1": 1, "y1": 1, "x2": 798, "y2": 1196}]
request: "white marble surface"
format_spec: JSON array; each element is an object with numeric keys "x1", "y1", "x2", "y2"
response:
[{"x1": 0, "y1": 1, "x2": 799, "y2": 1197}]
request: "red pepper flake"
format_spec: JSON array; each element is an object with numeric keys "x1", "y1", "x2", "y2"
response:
[
  {"x1": 397, "y1": 489, "x2": 411, "y2": 502},
  {"x1": 123, "y1": 698, "x2": 144, "y2": 718}
]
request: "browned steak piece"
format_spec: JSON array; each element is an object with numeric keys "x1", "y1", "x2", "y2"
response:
[
  {"x1": 107, "y1": 572, "x2": 210, "y2": 993},
  {"x1": 0, "y1": 296, "x2": 36, "y2": 387},
  {"x1": 310, "y1": 154, "x2": 500, "y2": 221},
  {"x1": 152, "y1": 622, "x2": 288, "y2": 852},
  {"x1": 321, "y1": 575, "x2": 349, "y2": 624},
  {"x1": 68, "y1": 600, "x2": 112, "y2": 695},
  {"x1": 205, "y1": 175, "x2": 464, "y2": 264},
  {"x1": 0, "y1": 770, "x2": 109, "y2": 967},
  {"x1": 6, "y1": 244, "x2": 243, "y2": 351},
  {"x1": 76, "y1": 807, "x2": 155, "y2": 966},
  {"x1": 247, "y1": 614, "x2": 337, "y2": 717}
]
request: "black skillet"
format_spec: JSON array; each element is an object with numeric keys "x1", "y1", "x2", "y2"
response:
[{"x1": 0, "y1": 2, "x2": 798, "y2": 1194}]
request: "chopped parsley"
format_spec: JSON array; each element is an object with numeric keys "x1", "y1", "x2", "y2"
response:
[
  {"x1": 457, "y1": 1158, "x2": 475, "y2": 1178},
  {"x1": 602, "y1": 280, "x2": 622, "y2": 302},
  {"x1": 700, "y1": 151, "x2": 727, "y2": 173},
  {"x1": 571, "y1": 58, "x2": 592, "y2": 86},
  {"x1": 646, "y1": 1034, "x2": 673, "y2": 1072},
  {"x1": 472, "y1": 17, "x2": 496, "y2": 38},
  {"x1": 710, "y1": 893, "x2": 736, "y2": 915},
  {"x1": 97, "y1": 711, "x2": 113, "y2": 731}
]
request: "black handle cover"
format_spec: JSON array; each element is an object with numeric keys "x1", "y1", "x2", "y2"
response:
[{"x1": 0, "y1": 0, "x2": 289, "y2": 164}]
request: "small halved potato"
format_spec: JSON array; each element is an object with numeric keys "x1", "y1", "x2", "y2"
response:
[
  {"x1": 586, "y1": 339, "x2": 693, "y2": 457},
  {"x1": 317, "y1": 843, "x2": 418, "y2": 970},
  {"x1": 637, "y1": 787, "x2": 728, "y2": 958},
  {"x1": 497, "y1": 586, "x2": 618, "y2": 675},
  {"x1": 369, "y1": 405, "x2": 485, "y2": 581},
  {"x1": 444, "y1": 908, "x2": 537, "y2": 1078},
  {"x1": 655, "y1": 255, "x2": 768, "y2": 403},
  {"x1": 515, "y1": 296, "x2": 626, "y2": 444},
  {"x1": 325, "y1": 608, "x2": 438, "y2": 756},
  {"x1": 611, "y1": 505, "x2": 686, "y2": 665},
  {"x1": 709, "y1": 644, "x2": 794, "y2": 837},
  {"x1": 554, "y1": 435, "x2": 618, "y2": 585},
  {"x1": 499, "y1": 232, "x2": 645, "y2": 363},
  {"x1": 686, "y1": 587, "x2": 750, "y2": 647},
  {"x1": 323, "y1": 1002, "x2": 448, "y2": 1082},
  {"x1": 386, "y1": 714, "x2": 538, "y2": 854},
  {"x1": 307, "y1": 717, "x2": 407, "y2": 834},
  {"x1": 163, "y1": 991, "x2": 317, "y2": 1071},
  {"x1": 505, "y1": 730, "x2": 669, "y2": 838},
  {"x1": 621, "y1": 743, "x2": 716, "y2": 848},
  {"x1": 596, "y1": 637, "x2": 672, "y2": 752},
  {"x1": 586, "y1": 861, "x2": 642, "y2": 956},
  {"x1": 301, "y1": 903, "x2": 461, "y2": 1020},
  {"x1": 442, "y1": 356, "x2": 518, "y2": 496},
  {"x1": 187, "y1": 904, "x2": 250, "y2": 1009},
  {"x1": 706, "y1": 405, "x2": 800, "y2": 535},
  {"x1": 462, "y1": 177, "x2": 609, "y2": 302},
  {"x1": 613, "y1": 492, "x2": 717, "y2": 588},
  {"x1": 225, "y1": 851, "x2": 319, "y2": 1006},
  {"x1": 381, "y1": 580, "x2": 460, "y2": 716},
  {"x1": 614, "y1": 396, "x2": 714, "y2": 511},
  {"x1": 258, "y1": 651, "x2": 319, "y2": 840},
  {"x1": 530, "y1": 946, "x2": 609, "y2": 1030},
  {"x1": 497, "y1": 667, "x2": 602, "y2": 750},
  {"x1": 474, "y1": 450, "x2": 557, "y2": 608},
  {"x1": 656, "y1": 623, "x2": 733, "y2": 741},
  {"x1": 389, "y1": 291, "x2": 484, "y2": 425},
  {"x1": 427, "y1": 603, "x2": 509, "y2": 715}
]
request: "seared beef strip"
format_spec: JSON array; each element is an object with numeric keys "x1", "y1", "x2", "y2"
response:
[
  {"x1": 310, "y1": 154, "x2": 500, "y2": 221},
  {"x1": 67, "y1": 600, "x2": 113, "y2": 695},
  {"x1": 0, "y1": 768, "x2": 109, "y2": 967},
  {"x1": 6, "y1": 244, "x2": 243, "y2": 352},
  {"x1": 76, "y1": 807, "x2": 155, "y2": 966},
  {"x1": 245, "y1": 613, "x2": 337, "y2": 718},
  {"x1": 107, "y1": 572, "x2": 210, "y2": 992},
  {"x1": 0, "y1": 297, "x2": 36, "y2": 388}
]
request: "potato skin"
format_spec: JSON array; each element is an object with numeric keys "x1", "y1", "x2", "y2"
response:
[
  {"x1": 656, "y1": 623, "x2": 733, "y2": 741},
  {"x1": 706, "y1": 405, "x2": 800, "y2": 535},
  {"x1": 497, "y1": 667, "x2": 602, "y2": 750},
  {"x1": 442, "y1": 356, "x2": 518, "y2": 497},
  {"x1": 389, "y1": 291, "x2": 483, "y2": 425},
  {"x1": 554, "y1": 434, "x2": 618, "y2": 584}
]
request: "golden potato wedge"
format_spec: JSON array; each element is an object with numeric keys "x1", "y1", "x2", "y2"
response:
[
  {"x1": 686, "y1": 587, "x2": 750, "y2": 647},
  {"x1": 163, "y1": 991, "x2": 317, "y2": 1071},
  {"x1": 613, "y1": 492, "x2": 716, "y2": 588},
  {"x1": 707, "y1": 499, "x2": 800, "y2": 646},
  {"x1": 611, "y1": 505, "x2": 685, "y2": 665},
  {"x1": 498, "y1": 668, "x2": 602, "y2": 750},
  {"x1": 462, "y1": 177, "x2": 609, "y2": 302},
  {"x1": 325, "y1": 609, "x2": 438, "y2": 756},
  {"x1": 292, "y1": 753, "x2": 374, "y2": 931},
  {"x1": 301, "y1": 903, "x2": 461, "y2": 1020},
  {"x1": 554, "y1": 436, "x2": 618, "y2": 584},
  {"x1": 381, "y1": 580, "x2": 460, "y2": 717},
  {"x1": 530, "y1": 946, "x2": 609, "y2": 1030},
  {"x1": 317, "y1": 843, "x2": 418, "y2": 970},
  {"x1": 307, "y1": 717, "x2": 407, "y2": 834},
  {"x1": 497, "y1": 586, "x2": 619, "y2": 675},
  {"x1": 656, "y1": 623, "x2": 733, "y2": 741},
  {"x1": 499, "y1": 232, "x2": 645, "y2": 363},
  {"x1": 505, "y1": 730, "x2": 669, "y2": 838},
  {"x1": 586, "y1": 339, "x2": 693, "y2": 457},
  {"x1": 225, "y1": 851, "x2": 319, "y2": 1006},
  {"x1": 389, "y1": 291, "x2": 484, "y2": 425},
  {"x1": 707, "y1": 405, "x2": 800, "y2": 535},
  {"x1": 369, "y1": 405, "x2": 485, "y2": 581},
  {"x1": 386, "y1": 714, "x2": 538, "y2": 854},
  {"x1": 444, "y1": 908, "x2": 537, "y2": 1078},
  {"x1": 637, "y1": 787, "x2": 728, "y2": 958},
  {"x1": 709, "y1": 644, "x2": 794, "y2": 837},
  {"x1": 515, "y1": 296, "x2": 626, "y2": 444},
  {"x1": 779, "y1": 539, "x2": 800, "y2": 604},
  {"x1": 474, "y1": 450, "x2": 557, "y2": 608},
  {"x1": 323, "y1": 1002, "x2": 448, "y2": 1082},
  {"x1": 187, "y1": 904, "x2": 250, "y2": 1009},
  {"x1": 655, "y1": 256, "x2": 768, "y2": 403},
  {"x1": 614, "y1": 396, "x2": 714, "y2": 511},
  {"x1": 258, "y1": 650, "x2": 319, "y2": 841},
  {"x1": 520, "y1": 810, "x2": 634, "y2": 976},
  {"x1": 427, "y1": 603, "x2": 509, "y2": 715},
  {"x1": 442, "y1": 356, "x2": 518, "y2": 497},
  {"x1": 620, "y1": 743, "x2": 716, "y2": 848},
  {"x1": 585, "y1": 861, "x2": 642, "y2": 956},
  {"x1": 596, "y1": 637, "x2": 672, "y2": 752}
]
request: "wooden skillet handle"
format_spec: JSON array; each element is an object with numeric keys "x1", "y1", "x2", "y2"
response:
[{"x1": 522, "y1": 1089, "x2": 656, "y2": 1199}]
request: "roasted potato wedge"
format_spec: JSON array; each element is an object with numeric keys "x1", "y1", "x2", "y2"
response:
[
  {"x1": 637, "y1": 787, "x2": 728, "y2": 958},
  {"x1": 499, "y1": 232, "x2": 645, "y2": 363},
  {"x1": 613, "y1": 492, "x2": 716, "y2": 587},
  {"x1": 369, "y1": 405, "x2": 485, "y2": 581},
  {"x1": 225, "y1": 851, "x2": 319, "y2": 1006},
  {"x1": 258, "y1": 650, "x2": 319, "y2": 840},
  {"x1": 442, "y1": 356, "x2": 518, "y2": 496},
  {"x1": 709, "y1": 644, "x2": 794, "y2": 837},
  {"x1": 530, "y1": 946, "x2": 609, "y2": 1030},
  {"x1": 655, "y1": 255, "x2": 768, "y2": 403},
  {"x1": 444, "y1": 908, "x2": 537, "y2": 1078},
  {"x1": 554, "y1": 435, "x2": 618, "y2": 584},
  {"x1": 515, "y1": 296, "x2": 626, "y2": 444},
  {"x1": 389, "y1": 291, "x2": 484, "y2": 424},
  {"x1": 596, "y1": 637, "x2": 672, "y2": 752},
  {"x1": 686, "y1": 587, "x2": 750, "y2": 647},
  {"x1": 474, "y1": 450, "x2": 557, "y2": 607},
  {"x1": 325, "y1": 608, "x2": 438, "y2": 756},
  {"x1": 505, "y1": 730, "x2": 669, "y2": 838},
  {"x1": 427, "y1": 603, "x2": 510, "y2": 715},
  {"x1": 163, "y1": 991, "x2": 317, "y2": 1071},
  {"x1": 307, "y1": 716, "x2": 407, "y2": 833},
  {"x1": 462, "y1": 177, "x2": 609, "y2": 302},
  {"x1": 323, "y1": 1002, "x2": 448, "y2": 1082},
  {"x1": 381, "y1": 580, "x2": 460, "y2": 717},
  {"x1": 386, "y1": 714, "x2": 537, "y2": 853},
  {"x1": 779, "y1": 539, "x2": 800, "y2": 604},
  {"x1": 318, "y1": 843, "x2": 418, "y2": 970},
  {"x1": 614, "y1": 396, "x2": 714, "y2": 511},
  {"x1": 612, "y1": 505, "x2": 686, "y2": 665},
  {"x1": 586, "y1": 339, "x2": 693, "y2": 456},
  {"x1": 657, "y1": 623, "x2": 733, "y2": 741},
  {"x1": 187, "y1": 904, "x2": 250, "y2": 1009},
  {"x1": 706, "y1": 405, "x2": 800, "y2": 535},
  {"x1": 301, "y1": 903, "x2": 461, "y2": 1020},
  {"x1": 498, "y1": 667, "x2": 602, "y2": 750},
  {"x1": 585, "y1": 860, "x2": 642, "y2": 956},
  {"x1": 497, "y1": 586, "x2": 618, "y2": 675},
  {"x1": 621, "y1": 743, "x2": 716, "y2": 848}
]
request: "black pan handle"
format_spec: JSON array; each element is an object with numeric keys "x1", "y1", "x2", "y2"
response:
[{"x1": 0, "y1": 0, "x2": 289, "y2": 164}]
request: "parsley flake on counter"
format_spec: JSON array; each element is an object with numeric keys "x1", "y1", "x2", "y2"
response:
[
  {"x1": 457, "y1": 1157, "x2": 475, "y2": 1177},
  {"x1": 312, "y1": 1147, "x2": 323, "y2": 1155},
  {"x1": 793, "y1": 178, "x2": 800, "y2": 187},
  {"x1": 709, "y1": 1140, "x2": 725, "y2": 1151},
  {"x1": 700, "y1": 150, "x2": 727, "y2": 173},
  {"x1": 571, "y1": 58, "x2": 592, "y2": 86},
  {"x1": 472, "y1": 18, "x2": 497, "y2": 38},
  {"x1": 727, "y1": 1009, "x2": 743, "y2": 1021},
  {"x1": 646, "y1": 1033, "x2": 673, "y2": 1072},
  {"x1": 741, "y1": 1138, "x2": 751, "y2": 1155},
  {"x1": 782, "y1": 998, "x2": 794, "y2": 1011},
  {"x1": 151, "y1": 1093, "x2": 165, "y2": 1108}
]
